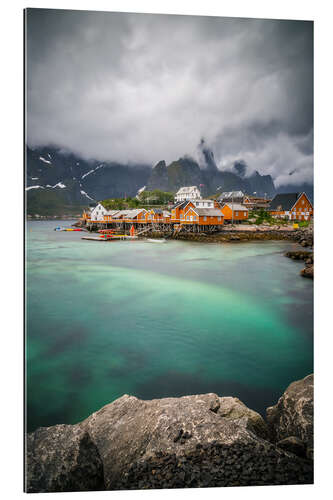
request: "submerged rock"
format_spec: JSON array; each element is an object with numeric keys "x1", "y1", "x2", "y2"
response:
[
  {"x1": 300, "y1": 264, "x2": 314, "y2": 279},
  {"x1": 26, "y1": 388, "x2": 313, "y2": 492},
  {"x1": 285, "y1": 251, "x2": 313, "y2": 261}
]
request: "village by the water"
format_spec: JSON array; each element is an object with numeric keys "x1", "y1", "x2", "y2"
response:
[{"x1": 49, "y1": 185, "x2": 314, "y2": 277}]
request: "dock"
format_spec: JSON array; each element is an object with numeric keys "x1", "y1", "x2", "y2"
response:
[{"x1": 81, "y1": 235, "x2": 137, "y2": 242}]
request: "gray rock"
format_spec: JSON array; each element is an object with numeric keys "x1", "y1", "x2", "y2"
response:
[
  {"x1": 26, "y1": 389, "x2": 313, "y2": 492},
  {"x1": 216, "y1": 396, "x2": 269, "y2": 439},
  {"x1": 26, "y1": 424, "x2": 104, "y2": 493},
  {"x1": 266, "y1": 374, "x2": 313, "y2": 456},
  {"x1": 83, "y1": 393, "x2": 262, "y2": 488}
]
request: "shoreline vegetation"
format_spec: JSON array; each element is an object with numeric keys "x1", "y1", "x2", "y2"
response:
[{"x1": 26, "y1": 374, "x2": 313, "y2": 492}]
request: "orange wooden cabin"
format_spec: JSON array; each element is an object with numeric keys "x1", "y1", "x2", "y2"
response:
[
  {"x1": 220, "y1": 203, "x2": 248, "y2": 222},
  {"x1": 104, "y1": 210, "x2": 120, "y2": 222},
  {"x1": 180, "y1": 206, "x2": 224, "y2": 225},
  {"x1": 269, "y1": 192, "x2": 313, "y2": 221},
  {"x1": 145, "y1": 208, "x2": 165, "y2": 223},
  {"x1": 125, "y1": 209, "x2": 147, "y2": 223},
  {"x1": 171, "y1": 201, "x2": 198, "y2": 222}
]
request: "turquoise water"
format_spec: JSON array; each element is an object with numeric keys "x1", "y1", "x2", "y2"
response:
[{"x1": 26, "y1": 221, "x2": 313, "y2": 432}]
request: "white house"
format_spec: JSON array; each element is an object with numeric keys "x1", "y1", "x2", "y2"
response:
[
  {"x1": 191, "y1": 199, "x2": 214, "y2": 208},
  {"x1": 218, "y1": 191, "x2": 245, "y2": 203},
  {"x1": 175, "y1": 186, "x2": 201, "y2": 202},
  {"x1": 90, "y1": 203, "x2": 107, "y2": 221}
]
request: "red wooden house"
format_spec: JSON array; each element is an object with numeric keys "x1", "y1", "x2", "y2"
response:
[{"x1": 269, "y1": 193, "x2": 313, "y2": 221}]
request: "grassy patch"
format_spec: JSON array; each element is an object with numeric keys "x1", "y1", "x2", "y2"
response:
[
  {"x1": 297, "y1": 220, "x2": 311, "y2": 227},
  {"x1": 248, "y1": 209, "x2": 291, "y2": 226}
]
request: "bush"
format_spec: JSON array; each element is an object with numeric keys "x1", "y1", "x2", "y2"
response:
[
  {"x1": 298, "y1": 220, "x2": 311, "y2": 227},
  {"x1": 138, "y1": 189, "x2": 174, "y2": 205}
]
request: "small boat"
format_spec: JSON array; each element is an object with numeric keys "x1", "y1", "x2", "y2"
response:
[
  {"x1": 147, "y1": 238, "x2": 167, "y2": 243},
  {"x1": 54, "y1": 227, "x2": 83, "y2": 232}
]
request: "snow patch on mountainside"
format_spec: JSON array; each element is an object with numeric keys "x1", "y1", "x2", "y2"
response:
[
  {"x1": 52, "y1": 182, "x2": 66, "y2": 188},
  {"x1": 81, "y1": 164, "x2": 104, "y2": 179},
  {"x1": 26, "y1": 185, "x2": 44, "y2": 191},
  {"x1": 80, "y1": 190, "x2": 94, "y2": 200},
  {"x1": 39, "y1": 156, "x2": 52, "y2": 165}
]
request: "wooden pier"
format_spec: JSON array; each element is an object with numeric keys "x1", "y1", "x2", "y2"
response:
[{"x1": 82, "y1": 235, "x2": 124, "y2": 242}]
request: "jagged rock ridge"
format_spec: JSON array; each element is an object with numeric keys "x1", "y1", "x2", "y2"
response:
[{"x1": 147, "y1": 156, "x2": 276, "y2": 198}]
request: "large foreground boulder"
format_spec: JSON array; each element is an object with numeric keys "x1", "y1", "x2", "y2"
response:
[
  {"x1": 266, "y1": 374, "x2": 313, "y2": 459},
  {"x1": 26, "y1": 391, "x2": 313, "y2": 492}
]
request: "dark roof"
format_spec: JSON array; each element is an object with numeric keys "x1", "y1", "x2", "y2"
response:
[
  {"x1": 170, "y1": 201, "x2": 188, "y2": 210},
  {"x1": 151, "y1": 208, "x2": 163, "y2": 214},
  {"x1": 269, "y1": 193, "x2": 300, "y2": 211}
]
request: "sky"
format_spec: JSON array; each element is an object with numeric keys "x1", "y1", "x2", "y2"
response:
[{"x1": 26, "y1": 9, "x2": 313, "y2": 187}]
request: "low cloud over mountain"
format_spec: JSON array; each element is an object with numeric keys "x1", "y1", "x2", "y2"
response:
[{"x1": 26, "y1": 9, "x2": 313, "y2": 189}]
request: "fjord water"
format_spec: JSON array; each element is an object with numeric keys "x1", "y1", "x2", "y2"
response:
[{"x1": 26, "y1": 221, "x2": 313, "y2": 432}]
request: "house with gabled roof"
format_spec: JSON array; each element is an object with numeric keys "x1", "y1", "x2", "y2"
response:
[
  {"x1": 124, "y1": 209, "x2": 147, "y2": 222},
  {"x1": 145, "y1": 208, "x2": 165, "y2": 223},
  {"x1": 104, "y1": 209, "x2": 120, "y2": 222},
  {"x1": 90, "y1": 203, "x2": 108, "y2": 221},
  {"x1": 191, "y1": 199, "x2": 215, "y2": 209},
  {"x1": 181, "y1": 206, "x2": 224, "y2": 225},
  {"x1": 175, "y1": 186, "x2": 201, "y2": 202},
  {"x1": 269, "y1": 192, "x2": 313, "y2": 221},
  {"x1": 112, "y1": 210, "x2": 130, "y2": 220},
  {"x1": 243, "y1": 195, "x2": 271, "y2": 210},
  {"x1": 170, "y1": 200, "x2": 194, "y2": 222},
  {"x1": 220, "y1": 203, "x2": 248, "y2": 222},
  {"x1": 218, "y1": 191, "x2": 245, "y2": 203}
]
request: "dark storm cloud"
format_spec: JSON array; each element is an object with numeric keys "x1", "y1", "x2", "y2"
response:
[{"x1": 26, "y1": 9, "x2": 313, "y2": 186}]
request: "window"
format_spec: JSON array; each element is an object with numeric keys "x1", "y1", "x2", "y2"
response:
[
  {"x1": 218, "y1": 216, "x2": 221, "y2": 221},
  {"x1": 302, "y1": 199, "x2": 305, "y2": 205},
  {"x1": 204, "y1": 216, "x2": 207, "y2": 221},
  {"x1": 244, "y1": 212, "x2": 247, "y2": 217},
  {"x1": 235, "y1": 212, "x2": 239, "y2": 216}
]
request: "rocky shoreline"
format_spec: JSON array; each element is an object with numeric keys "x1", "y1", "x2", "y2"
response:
[
  {"x1": 141, "y1": 224, "x2": 314, "y2": 244},
  {"x1": 285, "y1": 251, "x2": 314, "y2": 279},
  {"x1": 283, "y1": 225, "x2": 314, "y2": 278},
  {"x1": 26, "y1": 374, "x2": 313, "y2": 492}
]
